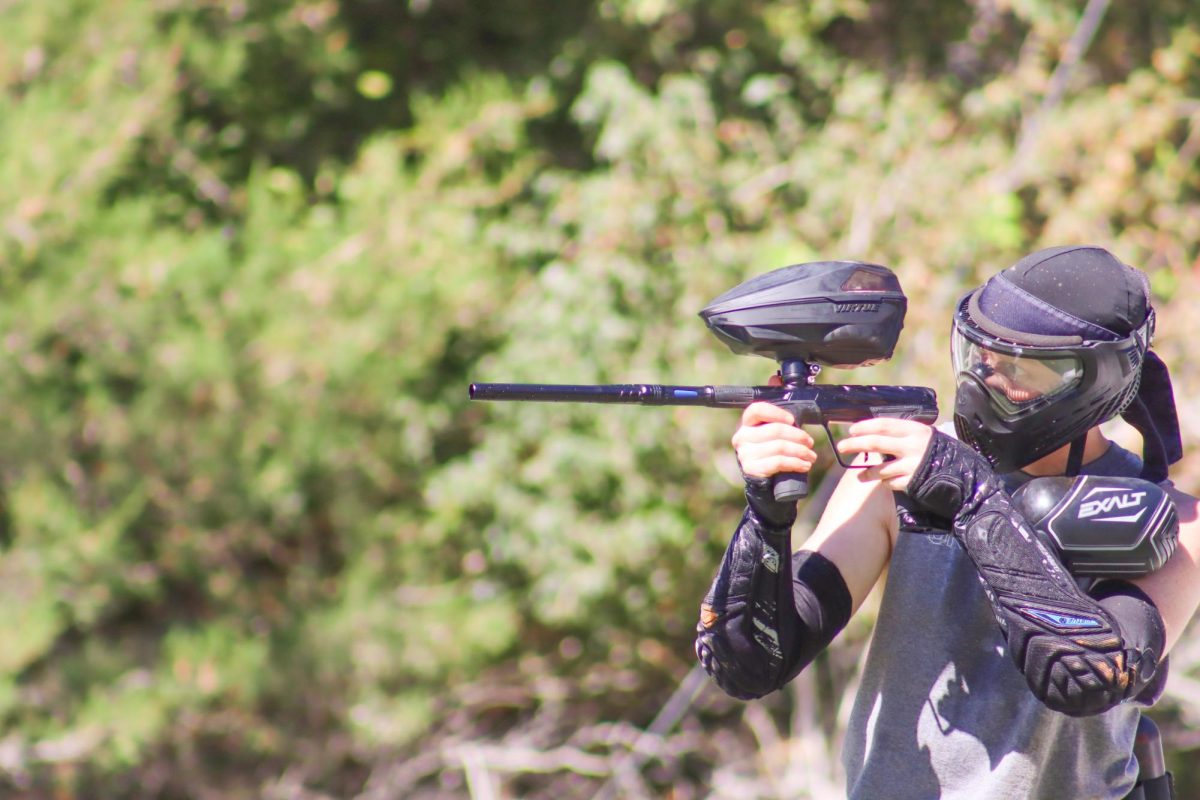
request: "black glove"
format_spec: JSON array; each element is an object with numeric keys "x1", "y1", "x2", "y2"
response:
[{"x1": 743, "y1": 473, "x2": 799, "y2": 531}]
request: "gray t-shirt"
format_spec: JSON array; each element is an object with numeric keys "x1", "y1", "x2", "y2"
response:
[{"x1": 842, "y1": 441, "x2": 1147, "y2": 800}]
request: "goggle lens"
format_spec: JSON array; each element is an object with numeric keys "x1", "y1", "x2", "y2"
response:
[{"x1": 952, "y1": 328, "x2": 1083, "y2": 417}]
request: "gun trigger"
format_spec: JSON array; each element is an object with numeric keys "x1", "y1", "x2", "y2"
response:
[{"x1": 826, "y1": 422, "x2": 895, "y2": 470}]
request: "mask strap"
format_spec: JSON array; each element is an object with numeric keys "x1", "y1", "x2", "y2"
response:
[{"x1": 1065, "y1": 435, "x2": 1087, "y2": 477}]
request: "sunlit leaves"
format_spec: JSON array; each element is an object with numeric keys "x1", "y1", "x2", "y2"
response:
[{"x1": 3, "y1": 0, "x2": 1200, "y2": 795}]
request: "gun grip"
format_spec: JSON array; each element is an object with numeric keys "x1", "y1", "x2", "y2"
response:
[{"x1": 773, "y1": 473, "x2": 809, "y2": 502}]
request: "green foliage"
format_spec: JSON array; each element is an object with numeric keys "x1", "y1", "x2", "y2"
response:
[{"x1": 1, "y1": 0, "x2": 1200, "y2": 796}]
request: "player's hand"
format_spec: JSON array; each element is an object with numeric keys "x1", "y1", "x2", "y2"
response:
[
  {"x1": 732, "y1": 399, "x2": 818, "y2": 479},
  {"x1": 835, "y1": 418, "x2": 934, "y2": 493}
]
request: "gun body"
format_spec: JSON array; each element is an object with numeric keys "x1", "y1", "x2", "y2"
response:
[
  {"x1": 470, "y1": 382, "x2": 938, "y2": 500},
  {"x1": 470, "y1": 382, "x2": 938, "y2": 425}
]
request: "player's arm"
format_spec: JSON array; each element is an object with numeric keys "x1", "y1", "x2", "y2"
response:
[
  {"x1": 874, "y1": 425, "x2": 1171, "y2": 717},
  {"x1": 695, "y1": 402, "x2": 895, "y2": 699},
  {"x1": 1131, "y1": 488, "x2": 1200, "y2": 656}
]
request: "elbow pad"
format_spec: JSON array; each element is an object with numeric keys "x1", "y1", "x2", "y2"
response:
[
  {"x1": 696, "y1": 477, "x2": 851, "y2": 699},
  {"x1": 907, "y1": 432, "x2": 1166, "y2": 716}
]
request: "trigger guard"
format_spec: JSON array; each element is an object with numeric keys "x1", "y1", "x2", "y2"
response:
[{"x1": 825, "y1": 422, "x2": 896, "y2": 470}]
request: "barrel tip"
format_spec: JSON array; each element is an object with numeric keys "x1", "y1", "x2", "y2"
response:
[{"x1": 468, "y1": 383, "x2": 478, "y2": 399}]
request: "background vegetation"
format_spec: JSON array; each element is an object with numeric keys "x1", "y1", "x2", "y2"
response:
[{"x1": 2, "y1": 0, "x2": 1200, "y2": 797}]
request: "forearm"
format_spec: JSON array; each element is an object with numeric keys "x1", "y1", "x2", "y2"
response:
[
  {"x1": 696, "y1": 477, "x2": 851, "y2": 700},
  {"x1": 908, "y1": 432, "x2": 1165, "y2": 716}
]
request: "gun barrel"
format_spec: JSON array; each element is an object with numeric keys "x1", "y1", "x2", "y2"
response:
[{"x1": 469, "y1": 383, "x2": 729, "y2": 405}]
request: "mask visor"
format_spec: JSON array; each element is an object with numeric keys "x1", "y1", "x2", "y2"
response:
[{"x1": 952, "y1": 326, "x2": 1084, "y2": 419}]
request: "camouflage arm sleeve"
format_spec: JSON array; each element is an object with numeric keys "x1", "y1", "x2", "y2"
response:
[
  {"x1": 907, "y1": 431, "x2": 1166, "y2": 717},
  {"x1": 695, "y1": 476, "x2": 852, "y2": 700}
]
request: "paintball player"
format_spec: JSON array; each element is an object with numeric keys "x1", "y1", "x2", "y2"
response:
[{"x1": 695, "y1": 246, "x2": 1200, "y2": 799}]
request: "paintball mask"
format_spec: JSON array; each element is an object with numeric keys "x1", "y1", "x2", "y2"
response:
[{"x1": 951, "y1": 246, "x2": 1179, "y2": 478}]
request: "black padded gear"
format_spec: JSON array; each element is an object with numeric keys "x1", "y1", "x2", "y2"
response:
[
  {"x1": 1012, "y1": 475, "x2": 1178, "y2": 577},
  {"x1": 695, "y1": 476, "x2": 851, "y2": 699},
  {"x1": 907, "y1": 431, "x2": 1166, "y2": 716},
  {"x1": 744, "y1": 473, "x2": 800, "y2": 530}
]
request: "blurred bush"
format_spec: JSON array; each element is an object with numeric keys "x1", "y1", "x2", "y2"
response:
[{"x1": 1, "y1": 0, "x2": 1199, "y2": 797}]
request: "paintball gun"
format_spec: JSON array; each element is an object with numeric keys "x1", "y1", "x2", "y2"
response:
[{"x1": 469, "y1": 261, "x2": 939, "y2": 502}]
